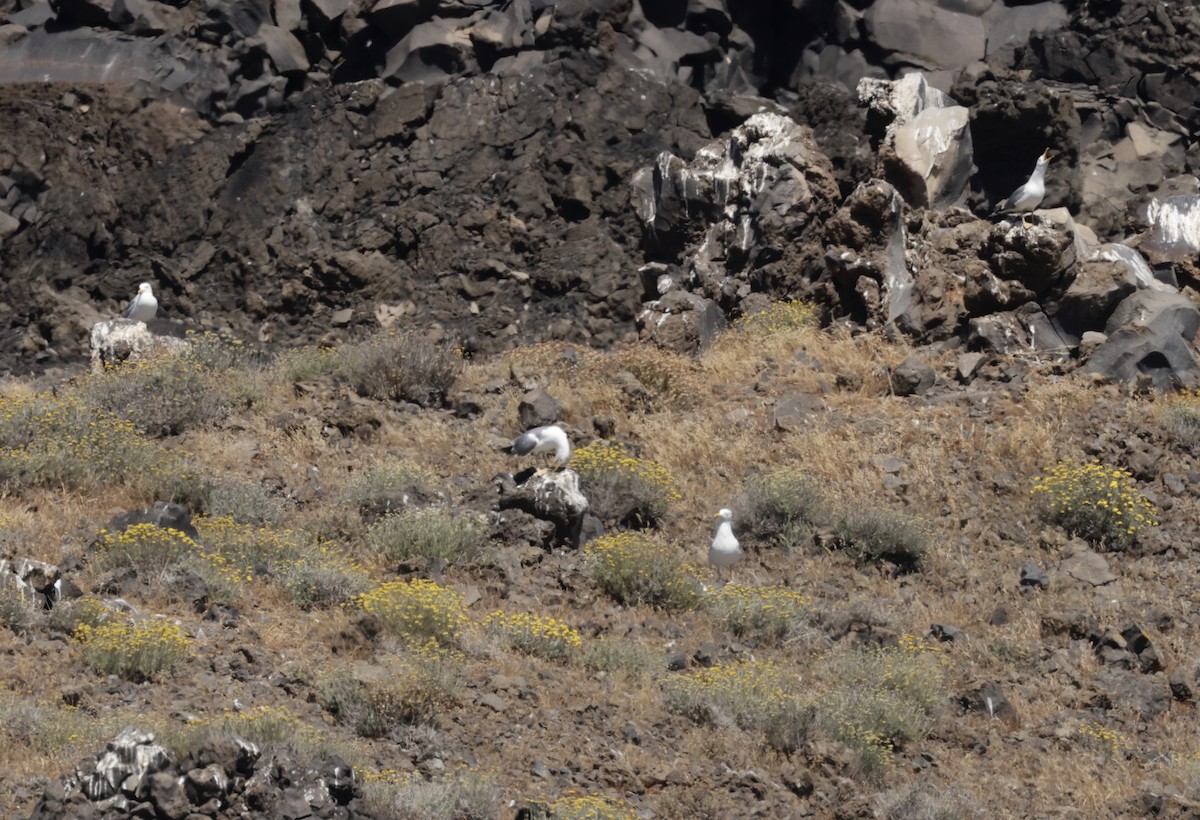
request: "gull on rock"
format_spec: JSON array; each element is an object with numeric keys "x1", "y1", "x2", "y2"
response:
[
  {"x1": 123, "y1": 282, "x2": 158, "y2": 322},
  {"x1": 508, "y1": 425, "x2": 571, "y2": 468},
  {"x1": 995, "y1": 148, "x2": 1052, "y2": 225},
  {"x1": 708, "y1": 508, "x2": 743, "y2": 583}
]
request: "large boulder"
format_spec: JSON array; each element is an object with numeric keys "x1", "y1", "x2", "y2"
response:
[
  {"x1": 89, "y1": 319, "x2": 189, "y2": 372},
  {"x1": 1083, "y1": 290, "x2": 1200, "y2": 387},
  {"x1": 630, "y1": 111, "x2": 840, "y2": 307},
  {"x1": 858, "y1": 73, "x2": 975, "y2": 209}
]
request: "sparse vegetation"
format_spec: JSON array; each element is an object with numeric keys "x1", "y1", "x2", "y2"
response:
[
  {"x1": 79, "y1": 353, "x2": 231, "y2": 437},
  {"x1": 356, "y1": 579, "x2": 468, "y2": 646},
  {"x1": 663, "y1": 659, "x2": 814, "y2": 753},
  {"x1": 318, "y1": 645, "x2": 460, "y2": 735},
  {"x1": 367, "y1": 508, "x2": 486, "y2": 567},
  {"x1": 584, "y1": 531, "x2": 700, "y2": 611},
  {"x1": 736, "y1": 469, "x2": 828, "y2": 550},
  {"x1": 571, "y1": 441, "x2": 682, "y2": 527},
  {"x1": 483, "y1": 610, "x2": 582, "y2": 663},
  {"x1": 578, "y1": 635, "x2": 664, "y2": 680},
  {"x1": 705, "y1": 583, "x2": 814, "y2": 645},
  {"x1": 549, "y1": 793, "x2": 640, "y2": 820},
  {"x1": 1032, "y1": 460, "x2": 1158, "y2": 550},
  {"x1": 361, "y1": 767, "x2": 500, "y2": 819},
  {"x1": 0, "y1": 392, "x2": 185, "y2": 494},
  {"x1": 74, "y1": 619, "x2": 190, "y2": 681},
  {"x1": 818, "y1": 636, "x2": 947, "y2": 781},
  {"x1": 0, "y1": 306, "x2": 1195, "y2": 818},
  {"x1": 832, "y1": 506, "x2": 929, "y2": 570},
  {"x1": 338, "y1": 331, "x2": 461, "y2": 407},
  {"x1": 1159, "y1": 391, "x2": 1200, "y2": 450}
]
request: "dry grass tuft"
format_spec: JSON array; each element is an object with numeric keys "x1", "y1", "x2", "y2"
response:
[{"x1": 338, "y1": 332, "x2": 461, "y2": 407}]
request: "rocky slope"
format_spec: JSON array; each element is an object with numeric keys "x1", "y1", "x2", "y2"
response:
[{"x1": 0, "y1": 0, "x2": 1198, "y2": 381}]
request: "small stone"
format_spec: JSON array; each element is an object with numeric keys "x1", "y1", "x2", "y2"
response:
[
  {"x1": 530, "y1": 760, "x2": 552, "y2": 779},
  {"x1": 331, "y1": 308, "x2": 353, "y2": 326},
  {"x1": 477, "y1": 693, "x2": 507, "y2": 712},
  {"x1": 890, "y1": 356, "x2": 936, "y2": 396},
  {"x1": 1019, "y1": 560, "x2": 1049, "y2": 589},
  {"x1": 1060, "y1": 550, "x2": 1116, "y2": 587}
]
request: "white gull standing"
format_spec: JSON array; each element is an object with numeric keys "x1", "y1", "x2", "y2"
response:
[
  {"x1": 995, "y1": 148, "x2": 1052, "y2": 226},
  {"x1": 123, "y1": 282, "x2": 158, "y2": 322},
  {"x1": 708, "y1": 508, "x2": 743, "y2": 584}
]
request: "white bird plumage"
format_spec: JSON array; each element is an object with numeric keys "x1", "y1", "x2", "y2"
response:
[
  {"x1": 708, "y1": 508, "x2": 743, "y2": 583},
  {"x1": 997, "y1": 148, "x2": 1052, "y2": 220},
  {"x1": 508, "y1": 425, "x2": 571, "y2": 466},
  {"x1": 123, "y1": 282, "x2": 158, "y2": 322}
]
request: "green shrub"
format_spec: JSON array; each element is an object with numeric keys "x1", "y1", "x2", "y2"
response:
[
  {"x1": 367, "y1": 508, "x2": 486, "y2": 567},
  {"x1": 201, "y1": 477, "x2": 290, "y2": 526},
  {"x1": 0, "y1": 392, "x2": 180, "y2": 494},
  {"x1": 0, "y1": 582, "x2": 42, "y2": 634},
  {"x1": 483, "y1": 611, "x2": 582, "y2": 663},
  {"x1": 74, "y1": 619, "x2": 190, "y2": 681},
  {"x1": 92, "y1": 524, "x2": 198, "y2": 582},
  {"x1": 818, "y1": 636, "x2": 947, "y2": 781},
  {"x1": 737, "y1": 470, "x2": 828, "y2": 550},
  {"x1": 875, "y1": 783, "x2": 980, "y2": 820},
  {"x1": 663, "y1": 659, "x2": 814, "y2": 752},
  {"x1": 361, "y1": 768, "x2": 500, "y2": 819},
  {"x1": 339, "y1": 461, "x2": 432, "y2": 519},
  {"x1": 571, "y1": 441, "x2": 681, "y2": 528},
  {"x1": 278, "y1": 344, "x2": 342, "y2": 383},
  {"x1": 356, "y1": 579, "x2": 467, "y2": 646},
  {"x1": 167, "y1": 705, "x2": 330, "y2": 761},
  {"x1": 318, "y1": 646, "x2": 460, "y2": 736},
  {"x1": 832, "y1": 506, "x2": 928, "y2": 570},
  {"x1": 81, "y1": 353, "x2": 230, "y2": 437},
  {"x1": 194, "y1": 517, "x2": 369, "y2": 609},
  {"x1": 1160, "y1": 392, "x2": 1200, "y2": 450},
  {"x1": 578, "y1": 636, "x2": 664, "y2": 680},
  {"x1": 584, "y1": 532, "x2": 699, "y2": 611},
  {"x1": 705, "y1": 583, "x2": 814, "y2": 645},
  {"x1": 1031, "y1": 460, "x2": 1158, "y2": 550},
  {"x1": 338, "y1": 332, "x2": 460, "y2": 407}
]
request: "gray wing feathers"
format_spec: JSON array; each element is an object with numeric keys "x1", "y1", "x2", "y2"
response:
[
  {"x1": 123, "y1": 294, "x2": 140, "y2": 318},
  {"x1": 510, "y1": 432, "x2": 539, "y2": 455}
]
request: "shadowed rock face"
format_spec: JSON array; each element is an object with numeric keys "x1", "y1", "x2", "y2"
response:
[{"x1": 1, "y1": 0, "x2": 1199, "y2": 383}]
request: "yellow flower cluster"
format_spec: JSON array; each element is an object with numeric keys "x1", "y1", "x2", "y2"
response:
[
  {"x1": 584, "y1": 531, "x2": 699, "y2": 610},
  {"x1": 1079, "y1": 721, "x2": 1126, "y2": 758},
  {"x1": 74, "y1": 619, "x2": 190, "y2": 681},
  {"x1": 356, "y1": 579, "x2": 467, "y2": 645},
  {"x1": 482, "y1": 610, "x2": 582, "y2": 662},
  {"x1": 1031, "y1": 460, "x2": 1158, "y2": 549},
  {"x1": 0, "y1": 392, "x2": 172, "y2": 492},
  {"x1": 570, "y1": 441, "x2": 681, "y2": 503},
  {"x1": 707, "y1": 584, "x2": 813, "y2": 643},
  {"x1": 665, "y1": 659, "x2": 798, "y2": 734},
  {"x1": 733, "y1": 299, "x2": 819, "y2": 335},
  {"x1": 549, "y1": 793, "x2": 639, "y2": 820},
  {"x1": 95, "y1": 523, "x2": 197, "y2": 569}
]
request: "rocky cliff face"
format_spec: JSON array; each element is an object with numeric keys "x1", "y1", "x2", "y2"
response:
[{"x1": 1, "y1": 0, "x2": 1198, "y2": 382}]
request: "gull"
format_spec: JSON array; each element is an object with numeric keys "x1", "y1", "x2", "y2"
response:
[
  {"x1": 995, "y1": 148, "x2": 1052, "y2": 227},
  {"x1": 708, "y1": 508, "x2": 743, "y2": 584},
  {"x1": 123, "y1": 282, "x2": 158, "y2": 322},
  {"x1": 508, "y1": 425, "x2": 571, "y2": 470}
]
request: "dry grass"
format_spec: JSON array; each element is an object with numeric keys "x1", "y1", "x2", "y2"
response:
[{"x1": 0, "y1": 322, "x2": 1190, "y2": 819}]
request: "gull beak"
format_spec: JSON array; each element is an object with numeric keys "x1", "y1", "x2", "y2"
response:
[{"x1": 1042, "y1": 148, "x2": 1053, "y2": 162}]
